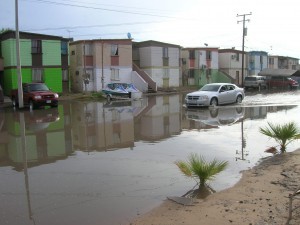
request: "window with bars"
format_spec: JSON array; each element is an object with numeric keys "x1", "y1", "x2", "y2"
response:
[
  {"x1": 32, "y1": 40, "x2": 42, "y2": 54},
  {"x1": 32, "y1": 68, "x2": 43, "y2": 82},
  {"x1": 111, "y1": 44, "x2": 119, "y2": 56},
  {"x1": 111, "y1": 68, "x2": 120, "y2": 80}
]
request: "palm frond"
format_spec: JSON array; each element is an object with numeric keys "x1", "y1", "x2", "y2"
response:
[
  {"x1": 260, "y1": 121, "x2": 300, "y2": 153},
  {"x1": 175, "y1": 153, "x2": 228, "y2": 187}
]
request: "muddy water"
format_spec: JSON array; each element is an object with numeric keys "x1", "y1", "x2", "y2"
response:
[{"x1": 0, "y1": 91, "x2": 300, "y2": 225}]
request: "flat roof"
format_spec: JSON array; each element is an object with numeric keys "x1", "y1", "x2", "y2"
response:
[{"x1": 258, "y1": 68, "x2": 298, "y2": 77}]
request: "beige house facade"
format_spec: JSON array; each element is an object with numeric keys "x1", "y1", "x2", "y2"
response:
[
  {"x1": 69, "y1": 39, "x2": 147, "y2": 92},
  {"x1": 133, "y1": 41, "x2": 181, "y2": 89}
]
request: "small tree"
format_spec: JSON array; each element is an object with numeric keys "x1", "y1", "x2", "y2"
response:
[
  {"x1": 260, "y1": 122, "x2": 300, "y2": 153},
  {"x1": 175, "y1": 153, "x2": 228, "y2": 188}
]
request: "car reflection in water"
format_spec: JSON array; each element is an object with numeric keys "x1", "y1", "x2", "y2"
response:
[
  {"x1": 14, "y1": 107, "x2": 60, "y2": 132},
  {"x1": 185, "y1": 106, "x2": 245, "y2": 127}
]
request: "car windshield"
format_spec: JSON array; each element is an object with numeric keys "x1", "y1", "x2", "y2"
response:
[
  {"x1": 200, "y1": 84, "x2": 221, "y2": 92},
  {"x1": 29, "y1": 83, "x2": 49, "y2": 92}
]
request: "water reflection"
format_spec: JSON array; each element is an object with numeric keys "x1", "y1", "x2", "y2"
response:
[
  {"x1": 185, "y1": 107, "x2": 245, "y2": 127},
  {"x1": 0, "y1": 95, "x2": 299, "y2": 225}
]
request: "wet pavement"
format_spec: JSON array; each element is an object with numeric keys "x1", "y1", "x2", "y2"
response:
[{"x1": 0, "y1": 89, "x2": 300, "y2": 225}]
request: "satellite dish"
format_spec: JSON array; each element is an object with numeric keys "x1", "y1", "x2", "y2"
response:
[{"x1": 127, "y1": 32, "x2": 132, "y2": 39}]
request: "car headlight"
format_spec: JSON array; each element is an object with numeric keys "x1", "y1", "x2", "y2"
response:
[
  {"x1": 199, "y1": 95, "x2": 209, "y2": 100},
  {"x1": 34, "y1": 95, "x2": 42, "y2": 100},
  {"x1": 54, "y1": 93, "x2": 59, "y2": 98}
]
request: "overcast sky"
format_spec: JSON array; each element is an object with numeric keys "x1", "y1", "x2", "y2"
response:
[{"x1": 1, "y1": 0, "x2": 300, "y2": 58}]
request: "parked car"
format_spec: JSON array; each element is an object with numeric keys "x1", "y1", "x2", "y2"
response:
[
  {"x1": 0, "y1": 84, "x2": 4, "y2": 103},
  {"x1": 244, "y1": 76, "x2": 267, "y2": 90},
  {"x1": 185, "y1": 83, "x2": 245, "y2": 107},
  {"x1": 11, "y1": 83, "x2": 59, "y2": 110},
  {"x1": 266, "y1": 76, "x2": 299, "y2": 89}
]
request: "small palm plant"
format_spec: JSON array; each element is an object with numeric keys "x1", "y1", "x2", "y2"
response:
[
  {"x1": 175, "y1": 153, "x2": 228, "y2": 188},
  {"x1": 259, "y1": 122, "x2": 300, "y2": 153}
]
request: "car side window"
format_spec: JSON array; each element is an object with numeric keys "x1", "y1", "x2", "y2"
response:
[
  {"x1": 227, "y1": 85, "x2": 235, "y2": 91},
  {"x1": 220, "y1": 86, "x2": 227, "y2": 92}
]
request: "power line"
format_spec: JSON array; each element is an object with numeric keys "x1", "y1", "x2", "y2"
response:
[
  {"x1": 24, "y1": 21, "x2": 161, "y2": 32},
  {"x1": 22, "y1": 0, "x2": 191, "y2": 20},
  {"x1": 27, "y1": 0, "x2": 177, "y2": 13}
]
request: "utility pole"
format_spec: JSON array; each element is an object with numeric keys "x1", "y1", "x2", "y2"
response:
[
  {"x1": 15, "y1": 0, "x2": 24, "y2": 108},
  {"x1": 237, "y1": 12, "x2": 251, "y2": 87}
]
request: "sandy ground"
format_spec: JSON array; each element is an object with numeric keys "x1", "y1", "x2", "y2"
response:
[{"x1": 129, "y1": 149, "x2": 300, "y2": 225}]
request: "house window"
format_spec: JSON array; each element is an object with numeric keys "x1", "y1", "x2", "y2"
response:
[
  {"x1": 163, "y1": 69, "x2": 169, "y2": 78},
  {"x1": 111, "y1": 44, "x2": 119, "y2": 56},
  {"x1": 32, "y1": 40, "x2": 42, "y2": 54},
  {"x1": 163, "y1": 47, "x2": 168, "y2": 58},
  {"x1": 62, "y1": 69, "x2": 68, "y2": 81},
  {"x1": 32, "y1": 68, "x2": 43, "y2": 82},
  {"x1": 61, "y1": 41, "x2": 68, "y2": 55},
  {"x1": 71, "y1": 50, "x2": 75, "y2": 55},
  {"x1": 260, "y1": 55, "x2": 263, "y2": 64},
  {"x1": 84, "y1": 43, "x2": 93, "y2": 55},
  {"x1": 189, "y1": 50, "x2": 195, "y2": 59},
  {"x1": 111, "y1": 68, "x2": 120, "y2": 80},
  {"x1": 236, "y1": 53, "x2": 239, "y2": 61},
  {"x1": 206, "y1": 51, "x2": 211, "y2": 60}
]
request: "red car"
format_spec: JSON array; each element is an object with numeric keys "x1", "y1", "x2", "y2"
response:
[
  {"x1": 11, "y1": 83, "x2": 59, "y2": 110},
  {"x1": 266, "y1": 76, "x2": 299, "y2": 89}
]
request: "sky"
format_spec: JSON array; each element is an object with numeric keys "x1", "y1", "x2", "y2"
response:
[{"x1": 1, "y1": 0, "x2": 300, "y2": 59}]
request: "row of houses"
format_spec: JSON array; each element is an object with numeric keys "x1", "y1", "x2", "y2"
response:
[{"x1": 0, "y1": 30, "x2": 299, "y2": 95}]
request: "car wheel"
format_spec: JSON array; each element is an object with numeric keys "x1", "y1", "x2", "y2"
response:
[
  {"x1": 236, "y1": 95, "x2": 243, "y2": 104},
  {"x1": 210, "y1": 98, "x2": 218, "y2": 107}
]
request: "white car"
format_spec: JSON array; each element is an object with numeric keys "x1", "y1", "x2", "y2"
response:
[{"x1": 185, "y1": 83, "x2": 245, "y2": 107}]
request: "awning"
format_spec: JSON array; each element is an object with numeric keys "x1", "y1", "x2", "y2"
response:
[{"x1": 258, "y1": 68, "x2": 298, "y2": 77}]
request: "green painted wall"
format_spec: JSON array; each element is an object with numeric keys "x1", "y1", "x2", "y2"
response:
[
  {"x1": 1, "y1": 39, "x2": 32, "y2": 67},
  {"x1": 44, "y1": 68, "x2": 62, "y2": 93},
  {"x1": 198, "y1": 70, "x2": 232, "y2": 87},
  {"x1": 3, "y1": 68, "x2": 31, "y2": 95},
  {"x1": 42, "y1": 40, "x2": 61, "y2": 66}
]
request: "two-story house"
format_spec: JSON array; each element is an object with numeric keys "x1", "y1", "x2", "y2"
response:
[
  {"x1": 69, "y1": 39, "x2": 148, "y2": 93},
  {"x1": 247, "y1": 51, "x2": 268, "y2": 75},
  {"x1": 268, "y1": 55, "x2": 299, "y2": 70},
  {"x1": 133, "y1": 40, "x2": 181, "y2": 89},
  {"x1": 181, "y1": 47, "x2": 229, "y2": 86},
  {"x1": 218, "y1": 48, "x2": 247, "y2": 86},
  {"x1": 0, "y1": 30, "x2": 70, "y2": 95}
]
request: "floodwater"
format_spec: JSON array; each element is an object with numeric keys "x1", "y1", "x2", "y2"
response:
[{"x1": 1, "y1": 90, "x2": 300, "y2": 225}]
